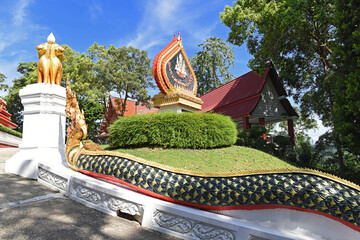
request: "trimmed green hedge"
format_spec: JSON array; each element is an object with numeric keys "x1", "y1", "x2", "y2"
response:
[
  {"x1": 108, "y1": 112, "x2": 237, "y2": 149},
  {"x1": 0, "y1": 124, "x2": 22, "y2": 138}
]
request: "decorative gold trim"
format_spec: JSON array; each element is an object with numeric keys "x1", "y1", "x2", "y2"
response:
[
  {"x1": 160, "y1": 42, "x2": 180, "y2": 91},
  {"x1": 157, "y1": 40, "x2": 179, "y2": 91},
  {"x1": 180, "y1": 47, "x2": 198, "y2": 95},
  {"x1": 80, "y1": 148, "x2": 360, "y2": 191},
  {"x1": 152, "y1": 91, "x2": 203, "y2": 110},
  {"x1": 152, "y1": 91, "x2": 203, "y2": 103},
  {"x1": 155, "y1": 35, "x2": 198, "y2": 97}
]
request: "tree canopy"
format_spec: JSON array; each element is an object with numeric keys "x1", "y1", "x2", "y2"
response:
[
  {"x1": 3, "y1": 43, "x2": 154, "y2": 141},
  {"x1": 332, "y1": 0, "x2": 360, "y2": 155},
  {"x1": 61, "y1": 44, "x2": 105, "y2": 141},
  {"x1": 220, "y1": 0, "x2": 355, "y2": 175},
  {"x1": 0, "y1": 73, "x2": 7, "y2": 92},
  {"x1": 191, "y1": 37, "x2": 235, "y2": 96},
  {"x1": 88, "y1": 43, "x2": 154, "y2": 116},
  {"x1": 3, "y1": 62, "x2": 38, "y2": 132},
  {"x1": 220, "y1": 0, "x2": 334, "y2": 99}
]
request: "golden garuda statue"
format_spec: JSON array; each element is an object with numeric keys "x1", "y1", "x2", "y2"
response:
[{"x1": 36, "y1": 33, "x2": 65, "y2": 85}]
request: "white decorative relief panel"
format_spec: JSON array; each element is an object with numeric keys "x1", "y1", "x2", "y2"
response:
[
  {"x1": 152, "y1": 209, "x2": 235, "y2": 240},
  {"x1": 38, "y1": 167, "x2": 67, "y2": 191},
  {"x1": 70, "y1": 182, "x2": 142, "y2": 216}
]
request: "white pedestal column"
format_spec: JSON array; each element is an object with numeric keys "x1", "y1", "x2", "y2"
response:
[{"x1": 5, "y1": 83, "x2": 67, "y2": 179}]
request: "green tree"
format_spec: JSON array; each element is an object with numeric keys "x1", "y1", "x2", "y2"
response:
[
  {"x1": 88, "y1": 43, "x2": 153, "y2": 117},
  {"x1": 3, "y1": 45, "x2": 105, "y2": 140},
  {"x1": 61, "y1": 45, "x2": 105, "y2": 141},
  {"x1": 0, "y1": 73, "x2": 5, "y2": 82},
  {"x1": 271, "y1": 107, "x2": 318, "y2": 141},
  {"x1": 3, "y1": 43, "x2": 154, "y2": 140},
  {"x1": 62, "y1": 45, "x2": 98, "y2": 96},
  {"x1": 313, "y1": 131, "x2": 360, "y2": 184},
  {"x1": 220, "y1": 0, "x2": 349, "y2": 175},
  {"x1": 332, "y1": 0, "x2": 360, "y2": 156},
  {"x1": 3, "y1": 62, "x2": 38, "y2": 131},
  {"x1": 0, "y1": 73, "x2": 8, "y2": 92},
  {"x1": 191, "y1": 37, "x2": 235, "y2": 96},
  {"x1": 267, "y1": 108, "x2": 317, "y2": 166},
  {"x1": 76, "y1": 97, "x2": 104, "y2": 141}
]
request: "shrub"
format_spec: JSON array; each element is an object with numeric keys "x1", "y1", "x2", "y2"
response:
[
  {"x1": 108, "y1": 112, "x2": 237, "y2": 149},
  {"x1": 272, "y1": 135, "x2": 292, "y2": 157},
  {"x1": 237, "y1": 126, "x2": 294, "y2": 159},
  {"x1": 0, "y1": 124, "x2": 22, "y2": 138},
  {"x1": 237, "y1": 125, "x2": 266, "y2": 149}
]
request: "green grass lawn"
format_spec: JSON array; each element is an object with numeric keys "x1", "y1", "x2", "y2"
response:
[{"x1": 104, "y1": 145, "x2": 297, "y2": 173}]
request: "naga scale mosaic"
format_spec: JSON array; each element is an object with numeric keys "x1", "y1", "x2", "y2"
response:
[{"x1": 65, "y1": 80, "x2": 360, "y2": 232}]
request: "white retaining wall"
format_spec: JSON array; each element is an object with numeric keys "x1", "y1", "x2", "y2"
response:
[{"x1": 0, "y1": 131, "x2": 21, "y2": 147}]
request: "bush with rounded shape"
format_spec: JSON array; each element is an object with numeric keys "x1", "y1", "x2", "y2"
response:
[{"x1": 108, "y1": 112, "x2": 237, "y2": 149}]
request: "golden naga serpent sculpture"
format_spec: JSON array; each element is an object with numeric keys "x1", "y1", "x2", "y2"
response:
[{"x1": 65, "y1": 80, "x2": 360, "y2": 232}]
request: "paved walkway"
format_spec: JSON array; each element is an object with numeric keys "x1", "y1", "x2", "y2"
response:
[{"x1": 0, "y1": 149, "x2": 178, "y2": 240}]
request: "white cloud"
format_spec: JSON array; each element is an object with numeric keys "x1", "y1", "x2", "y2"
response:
[
  {"x1": 0, "y1": 60, "x2": 21, "y2": 97},
  {"x1": 127, "y1": 0, "x2": 219, "y2": 51},
  {"x1": 88, "y1": 1, "x2": 103, "y2": 20},
  {"x1": 12, "y1": 0, "x2": 31, "y2": 26},
  {"x1": 0, "y1": 26, "x2": 25, "y2": 53},
  {"x1": 0, "y1": 60, "x2": 21, "y2": 81},
  {"x1": 191, "y1": 21, "x2": 218, "y2": 42},
  {"x1": 154, "y1": 0, "x2": 182, "y2": 23},
  {"x1": 0, "y1": 0, "x2": 46, "y2": 88},
  {"x1": 0, "y1": 0, "x2": 45, "y2": 55},
  {"x1": 127, "y1": 0, "x2": 182, "y2": 49}
]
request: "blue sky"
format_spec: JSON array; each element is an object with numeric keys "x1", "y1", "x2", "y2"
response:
[
  {"x1": 0, "y1": 0, "x2": 251, "y2": 93},
  {"x1": 0, "y1": 0, "x2": 328, "y2": 141}
]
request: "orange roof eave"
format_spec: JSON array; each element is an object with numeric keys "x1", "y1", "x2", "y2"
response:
[{"x1": 0, "y1": 117, "x2": 18, "y2": 129}]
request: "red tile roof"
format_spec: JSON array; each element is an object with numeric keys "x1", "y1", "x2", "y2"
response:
[
  {"x1": 111, "y1": 97, "x2": 158, "y2": 116},
  {"x1": 0, "y1": 98, "x2": 17, "y2": 129},
  {"x1": 111, "y1": 97, "x2": 136, "y2": 117},
  {"x1": 136, "y1": 102, "x2": 159, "y2": 115},
  {"x1": 200, "y1": 63, "x2": 297, "y2": 118},
  {"x1": 200, "y1": 70, "x2": 268, "y2": 113},
  {"x1": 99, "y1": 95, "x2": 159, "y2": 135},
  {"x1": 213, "y1": 95, "x2": 261, "y2": 118}
]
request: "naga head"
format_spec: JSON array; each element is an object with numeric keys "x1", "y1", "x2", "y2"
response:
[{"x1": 66, "y1": 78, "x2": 88, "y2": 145}]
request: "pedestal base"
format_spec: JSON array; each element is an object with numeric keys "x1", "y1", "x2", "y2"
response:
[
  {"x1": 5, "y1": 83, "x2": 66, "y2": 179},
  {"x1": 5, "y1": 148, "x2": 66, "y2": 179},
  {"x1": 152, "y1": 91, "x2": 203, "y2": 113}
]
